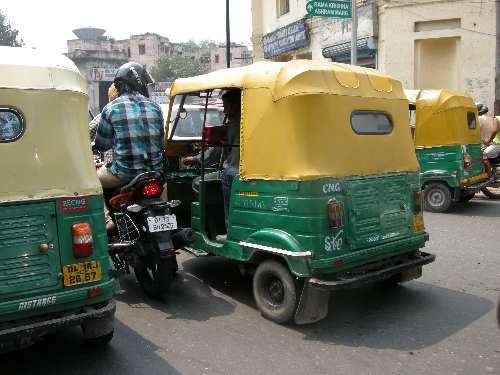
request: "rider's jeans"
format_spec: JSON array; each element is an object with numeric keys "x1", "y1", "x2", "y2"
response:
[{"x1": 97, "y1": 166, "x2": 128, "y2": 224}]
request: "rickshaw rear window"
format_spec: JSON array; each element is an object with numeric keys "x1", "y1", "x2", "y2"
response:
[
  {"x1": 0, "y1": 108, "x2": 24, "y2": 141},
  {"x1": 467, "y1": 111, "x2": 476, "y2": 130},
  {"x1": 351, "y1": 111, "x2": 393, "y2": 134}
]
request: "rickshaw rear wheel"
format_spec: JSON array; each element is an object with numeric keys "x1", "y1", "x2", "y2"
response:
[
  {"x1": 134, "y1": 244, "x2": 172, "y2": 300},
  {"x1": 423, "y1": 183, "x2": 451, "y2": 213},
  {"x1": 253, "y1": 259, "x2": 302, "y2": 324},
  {"x1": 458, "y1": 192, "x2": 475, "y2": 202},
  {"x1": 496, "y1": 294, "x2": 500, "y2": 330}
]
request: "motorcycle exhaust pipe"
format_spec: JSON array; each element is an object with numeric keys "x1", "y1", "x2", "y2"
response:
[{"x1": 172, "y1": 228, "x2": 196, "y2": 250}]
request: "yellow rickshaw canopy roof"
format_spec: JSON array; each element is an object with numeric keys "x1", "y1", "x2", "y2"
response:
[{"x1": 405, "y1": 89, "x2": 480, "y2": 148}]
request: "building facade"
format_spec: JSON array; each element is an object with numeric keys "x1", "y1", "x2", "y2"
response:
[{"x1": 251, "y1": 0, "x2": 499, "y2": 111}]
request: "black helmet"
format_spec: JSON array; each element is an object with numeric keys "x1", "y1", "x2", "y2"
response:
[
  {"x1": 475, "y1": 102, "x2": 488, "y2": 115},
  {"x1": 114, "y1": 62, "x2": 154, "y2": 97}
]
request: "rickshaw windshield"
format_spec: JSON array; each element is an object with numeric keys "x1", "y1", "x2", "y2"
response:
[
  {"x1": 165, "y1": 91, "x2": 224, "y2": 141},
  {"x1": 168, "y1": 60, "x2": 419, "y2": 181},
  {"x1": 405, "y1": 89, "x2": 480, "y2": 148}
]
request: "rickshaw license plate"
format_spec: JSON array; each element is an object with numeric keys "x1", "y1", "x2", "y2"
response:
[
  {"x1": 63, "y1": 261, "x2": 101, "y2": 286},
  {"x1": 413, "y1": 213, "x2": 424, "y2": 234},
  {"x1": 147, "y1": 215, "x2": 178, "y2": 232}
]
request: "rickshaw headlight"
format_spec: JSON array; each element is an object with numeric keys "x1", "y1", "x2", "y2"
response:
[
  {"x1": 72, "y1": 222, "x2": 93, "y2": 258},
  {"x1": 327, "y1": 199, "x2": 344, "y2": 230}
]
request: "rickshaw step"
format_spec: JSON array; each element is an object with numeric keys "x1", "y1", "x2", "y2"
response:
[{"x1": 182, "y1": 247, "x2": 210, "y2": 257}]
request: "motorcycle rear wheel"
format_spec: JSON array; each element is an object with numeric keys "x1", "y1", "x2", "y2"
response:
[
  {"x1": 135, "y1": 245, "x2": 172, "y2": 300},
  {"x1": 482, "y1": 166, "x2": 500, "y2": 199}
]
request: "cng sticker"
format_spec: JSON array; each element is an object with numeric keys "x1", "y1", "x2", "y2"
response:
[{"x1": 60, "y1": 197, "x2": 88, "y2": 212}]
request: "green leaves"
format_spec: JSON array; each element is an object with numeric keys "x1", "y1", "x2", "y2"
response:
[
  {"x1": 150, "y1": 54, "x2": 205, "y2": 82},
  {"x1": 0, "y1": 10, "x2": 24, "y2": 47}
]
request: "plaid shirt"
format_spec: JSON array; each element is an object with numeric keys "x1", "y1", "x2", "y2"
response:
[{"x1": 95, "y1": 92, "x2": 164, "y2": 181}]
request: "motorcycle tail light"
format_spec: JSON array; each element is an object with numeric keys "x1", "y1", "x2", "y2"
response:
[
  {"x1": 142, "y1": 181, "x2": 163, "y2": 196},
  {"x1": 413, "y1": 188, "x2": 422, "y2": 212},
  {"x1": 72, "y1": 222, "x2": 93, "y2": 258},
  {"x1": 327, "y1": 198, "x2": 344, "y2": 230},
  {"x1": 109, "y1": 191, "x2": 134, "y2": 210},
  {"x1": 464, "y1": 154, "x2": 471, "y2": 168}
]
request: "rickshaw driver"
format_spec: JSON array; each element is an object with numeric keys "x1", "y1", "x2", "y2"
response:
[
  {"x1": 183, "y1": 88, "x2": 241, "y2": 241},
  {"x1": 477, "y1": 102, "x2": 499, "y2": 178},
  {"x1": 94, "y1": 62, "x2": 164, "y2": 232}
]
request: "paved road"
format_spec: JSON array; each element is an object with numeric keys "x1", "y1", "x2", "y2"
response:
[{"x1": 2, "y1": 193, "x2": 500, "y2": 375}]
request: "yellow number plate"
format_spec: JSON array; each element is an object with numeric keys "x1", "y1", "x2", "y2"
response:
[
  {"x1": 63, "y1": 261, "x2": 102, "y2": 286},
  {"x1": 413, "y1": 213, "x2": 424, "y2": 234}
]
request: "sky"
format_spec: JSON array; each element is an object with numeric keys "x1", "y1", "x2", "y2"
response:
[{"x1": 1, "y1": 0, "x2": 253, "y2": 54}]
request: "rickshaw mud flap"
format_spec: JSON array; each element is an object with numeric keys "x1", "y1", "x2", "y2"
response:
[
  {"x1": 295, "y1": 280, "x2": 330, "y2": 324},
  {"x1": 0, "y1": 299, "x2": 116, "y2": 349},
  {"x1": 308, "y1": 252, "x2": 436, "y2": 291}
]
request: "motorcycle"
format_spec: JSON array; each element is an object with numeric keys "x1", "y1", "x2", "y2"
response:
[
  {"x1": 105, "y1": 171, "x2": 195, "y2": 299},
  {"x1": 481, "y1": 154, "x2": 500, "y2": 199}
]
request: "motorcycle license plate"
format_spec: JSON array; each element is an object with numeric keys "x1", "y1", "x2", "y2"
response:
[
  {"x1": 147, "y1": 215, "x2": 177, "y2": 232},
  {"x1": 413, "y1": 213, "x2": 424, "y2": 234},
  {"x1": 63, "y1": 261, "x2": 101, "y2": 286}
]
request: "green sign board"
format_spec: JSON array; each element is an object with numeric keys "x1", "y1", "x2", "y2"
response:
[{"x1": 306, "y1": 1, "x2": 351, "y2": 18}]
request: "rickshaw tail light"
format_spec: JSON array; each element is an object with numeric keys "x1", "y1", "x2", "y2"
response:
[
  {"x1": 334, "y1": 258, "x2": 343, "y2": 267},
  {"x1": 327, "y1": 199, "x2": 344, "y2": 230},
  {"x1": 482, "y1": 152, "x2": 488, "y2": 165},
  {"x1": 72, "y1": 222, "x2": 94, "y2": 258},
  {"x1": 413, "y1": 188, "x2": 422, "y2": 212},
  {"x1": 142, "y1": 181, "x2": 163, "y2": 196},
  {"x1": 464, "y1": 154, "x2": 471, "y2": 169},
  {"x1": 109, "y1": 191, "x2": 134, "y2": 210}
]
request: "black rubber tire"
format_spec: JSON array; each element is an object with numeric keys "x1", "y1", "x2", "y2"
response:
[
  {"x1": 496, "y1": 294, "x2": 500, "y2": 330},
  {"x1": 253, "y1": 259, "x2": 300, "y2": 324},
  {"x1": 377, "y1": 272, "x2": 402, "y2": 287},
  {"x1": 481, "y1": 186, "x2": 500, "y2": 199},
  {"x1": 424, "y1": 183, "x2": 452, "y2": 213},
  {"x1": 85, "y1": 330, "x2": 114, "y2": 347},
  {"x1": 135, "y1": 247, "x2": 172, "y2": 300},
  {"x1": 171, "y1": 255, "x2": 179, "y2": 274},
  {"x1": 458, "y1": 193, "x2": 475, "y2": 203}
]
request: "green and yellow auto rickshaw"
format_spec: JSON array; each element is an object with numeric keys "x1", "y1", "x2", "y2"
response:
[
  {"x1": 0, "y1": 47, "x2": 118, "y2": 351},
  {"x1": 164, "y1": 60, "x2": 435, "y2": 324},
  {"x1": 405, "y1": 89, "x2": 491, "y2": 212}
]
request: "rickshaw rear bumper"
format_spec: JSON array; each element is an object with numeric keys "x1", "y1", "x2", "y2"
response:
[{"x1": 308, "y1": 252, "x2": 436, "y2": 290}]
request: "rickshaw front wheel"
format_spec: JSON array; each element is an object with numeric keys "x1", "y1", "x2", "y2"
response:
[
  {"x1": 423, "y1": 183, "x2": 451, "y2": 213},
  {"x1": 253, "y1": 259, "x2": 302, "y2": 324}
]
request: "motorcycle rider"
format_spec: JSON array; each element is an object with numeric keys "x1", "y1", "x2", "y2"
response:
[
  {"x1": 476, "y1": 102, "x2": 498, "y2": 178},
  {"x1": 94, "y1": 62, "x2": 164, "y2": 232}
]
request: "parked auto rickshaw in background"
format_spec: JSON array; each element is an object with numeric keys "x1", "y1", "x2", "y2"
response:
[
  {"x1": 0, "y1": 47, "x2": 118, "y2": 351},
  {"x1": 163, "y1": 60, "x2": 435, "y2": 324},
  {"x1": 405, "y1": 89, "x2": 491, "y2": 212}
]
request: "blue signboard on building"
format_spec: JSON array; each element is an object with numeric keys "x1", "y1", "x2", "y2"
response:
[{"x1": 262, "y1": 20, "x2": 309, "y2": 59}]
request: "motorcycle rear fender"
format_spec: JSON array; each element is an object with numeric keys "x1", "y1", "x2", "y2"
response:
[{"x1": 150, "y1": 231, "x2": 175, "y2": 258}]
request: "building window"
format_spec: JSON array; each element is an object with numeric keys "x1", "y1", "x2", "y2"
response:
[
  {"x1": 277, "y1": 0, "x2": 290, "y2": 17},
  {"x1": 215, "y1": 54, "x2": 219, "y2": 63},
  {"x1": 139, "y1": 45, "x2": 146, "y2": 55},
  {"x1": 127, "y1": 48, "x2": 131, "y2": 58}
]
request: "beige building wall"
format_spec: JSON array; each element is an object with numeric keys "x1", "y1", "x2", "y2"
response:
[
  {"x1": 377, "y1": 0, "x2": 498, "y2": 110},
  {"x1": 251, "y1": 0, "x2": 326, "y2": 62}
]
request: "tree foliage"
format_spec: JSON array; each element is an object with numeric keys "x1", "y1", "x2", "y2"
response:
[
  {"x1": 0, "y1": 11, "x2": 23, "y2": 47},
  {"x1": 150, "y1": 54, "x2": 205, "y2": 82}
]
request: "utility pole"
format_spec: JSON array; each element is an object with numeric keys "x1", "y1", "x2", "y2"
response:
[
  {"x1": 350, "y1": 0, "x2": 357, "y2": 66},
  {"x1": 226, "y1": 0, "x2": 231, "y2": 69}
]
